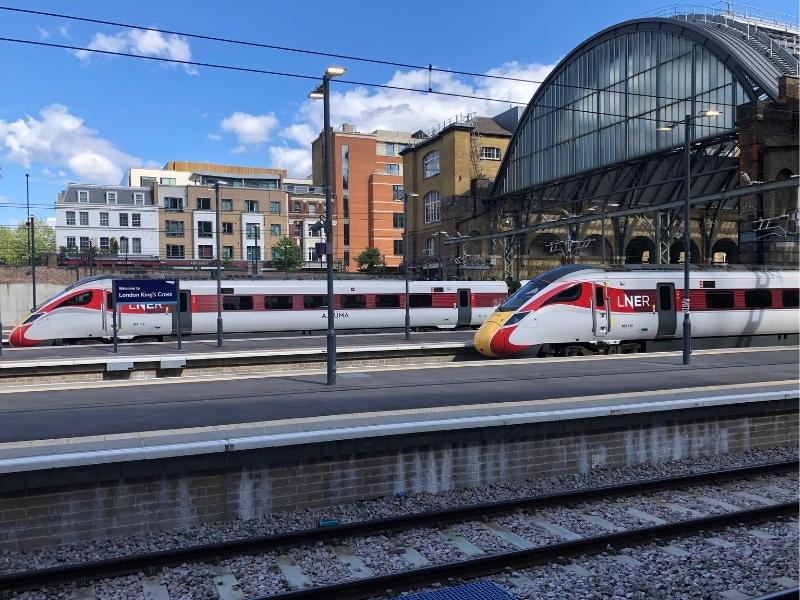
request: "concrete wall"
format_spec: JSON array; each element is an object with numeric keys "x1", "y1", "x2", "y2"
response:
[
  {"x1": 0, "y1": 399, "x2": 795, "y2": 550},
  {"x1": 0, "y1": 283, "x2": 63, "y2": 325}
]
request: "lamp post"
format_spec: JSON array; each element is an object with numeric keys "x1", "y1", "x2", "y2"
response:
[
  {"x1": 657, "y1": 109, "x2": 721, "y2": 365},
  {"x1": 403, "y1": 192, "x2": 418, "y2": 339},
  {"x1": 26, "y1": 174, "x2": 37, "y2": 310},
  {"x1": 212, "y1": 180, "x2": 227, "y2": 347},
  {"x1": 309, "y1": 65, "x2": 346, "y2": 385}
]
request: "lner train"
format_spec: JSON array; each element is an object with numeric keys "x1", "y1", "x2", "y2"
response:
[
  {"x1": 474, "y1": 265, "x2": 799, "y2": 358},
  {"x1": 9, "y1": 277, "x2": 508, "y2": 346}
]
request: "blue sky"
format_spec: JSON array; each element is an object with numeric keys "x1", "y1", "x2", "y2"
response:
[{"x1": 0, "y1": 0, "x2": 796, "y2": 225}]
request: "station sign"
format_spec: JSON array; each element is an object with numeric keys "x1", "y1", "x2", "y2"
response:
[{"x1": 113, "y1": 279, "x2": 178, "y2": 305}]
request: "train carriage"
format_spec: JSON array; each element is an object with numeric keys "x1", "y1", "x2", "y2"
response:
[
  {"x1": 474, "y1": 265, "x2": 800, "y2": 357},
  {"x1": 9, "y1": 277, "x2": 508, "y2": 346}
]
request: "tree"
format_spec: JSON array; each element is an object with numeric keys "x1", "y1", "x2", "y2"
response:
[
  {"x1": 0, "y1": 218, "x2": 55, "y2": 266},
  {"x1": 356, "y1": 246, "x2": 385, "y2": 272},
  {"x1": 271, "y1": 236, "x2": 304, "y2": 276}
]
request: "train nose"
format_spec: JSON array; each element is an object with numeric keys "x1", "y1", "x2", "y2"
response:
[
  {"x1": 9, "y1": 325, "x2": 28, "y2": 347},
  {"x1": 474, "y1": 311, "x2": 531, "y2": 358},
  {"x1": 474, "y1": 315, "x2": 504, "y2": 357}
]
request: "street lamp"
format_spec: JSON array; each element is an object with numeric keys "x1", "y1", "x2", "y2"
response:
[
  {"x1": 25, "y1": 173, "x2": 37, "y2": 310},
  {"x1": 403, "y1": 192, "x2": 419, "y2": 339},
  {"x1": 657, "y1": 109, "x2": 721, "y2": 365},
  {"x1": 309, "y1": 65, "x2": 346, "y2": 385},
  {"x1": 210, "y1": 180, "x2": 229, "y2": 347}
]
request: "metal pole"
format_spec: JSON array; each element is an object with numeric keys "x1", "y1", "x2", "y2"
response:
[
  {"x1": 29, "y1": 216, "x2": 37, "y2": 310},
  {"x1": 601, "y1": 214, "x2": 607, "y2": 264},
  {"x1": 26, "y1": 174, "x2": 36, "y2": 309},
  {"x1": 438, "y1": 234, "x2": 444, "y2": 281},
  {"x1": 654, "y1": 211, "x2": 662, "y2": 265},
  {"x1": 404, "y1": 194, "x2": 411, "y2": 339},
  {"x1": 215, "y1": 182, "x2": 223, "y2": 348},
  {"x1": 682, "y1": 116, "x2": 692, "y2": 366},
  {"x1": 323, "y1": 75, "x2": 337, "y2": 385},
  {"x1": 112, "y1": 280, "x2": 118, "y2": 354},
  {"x1": 176, "y1": 279, "x2": 182, "y2": 351}
]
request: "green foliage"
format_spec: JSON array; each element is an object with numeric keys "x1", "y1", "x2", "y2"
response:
[
  {"x1": 0, "y1": 218, "x2": 55, "y2": 266},
  {"x1": 356, "y1": 246, "x2": 385, "y2": 272},
  {"x1": 271, "y1": 236, "x2": 304, "y2": 273}
]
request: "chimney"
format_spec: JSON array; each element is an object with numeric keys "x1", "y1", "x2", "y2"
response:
[{"x1": 340, "y1": 123, "x2": 355, "y2": 133}]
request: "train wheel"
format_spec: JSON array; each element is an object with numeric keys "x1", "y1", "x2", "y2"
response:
[{"x1": 562, "y1": 345, "x2": 593, "y2": 357}]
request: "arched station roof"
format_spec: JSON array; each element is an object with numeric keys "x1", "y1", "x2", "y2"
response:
[{"x1": 494, "y1": 17, "x2": 795, "y2": 198}]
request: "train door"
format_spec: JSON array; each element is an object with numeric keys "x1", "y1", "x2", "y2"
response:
[
  {"x1": 172, "y1": 290, "x2": 192, "y2": 334},
  {"x1": 656, "y1": 283, "x2": 676, "y2": 337},
  {"x1": 591, "y1": 282, "x2": 610, "y2": 336},
  {"x1": 457, "y1": 288, "x2": 472, "y2": 326},
  {"x1": 103, "y1": 290, "x2": 113, "y2": 333}
]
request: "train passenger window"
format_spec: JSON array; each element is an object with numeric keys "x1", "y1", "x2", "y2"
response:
[
  {"x1": 783, "y1": 289, "x2": 799, "y2": 308},
  {"x1": 744, "y1": 290, "x2": 772, "y2": 309},
  {"x1": 264, "y1": 295, "x2": 293, "y2": 310},
  {"x1": 223, "y1": 295, "x2": 253, "y2": 311},
  {"x1": 705, "y1": 290, "x2": 734, "y2": 309},
  {"x1": 303, "y1": 295, "x2": 326, "y2": 309},
  {"x1": 543, "y1": 284, "x2": 582, "y2": 306},
  {"x1": 409, "y1": 294, "x2": 433, "y2": 308},
  {"x1": 376, "y1": 294, "x2": 400, "y2": 308},
  {"x1": 57, "y1": 291, "x2": 93, "y2": 308},
  {"x1": 341, "y1": 294, "x2": 366, "y2": 309}
]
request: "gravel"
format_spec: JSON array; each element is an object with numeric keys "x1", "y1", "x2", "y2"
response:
[
  {"x1": 347, "y1": 534, "x2": 415, "y2": 575},
  {"x1": 222, "y1": 554, "x2": 287, "y2": 597},
  {"x1": 289, "y1": 543, "x2": 352, "y2": 584},
  {"x1": 394, "y1": 527, "x2": 470, "y2": 564},
  {"x1": 163, "y1": 562, "x2": 218, "y2": 600}
]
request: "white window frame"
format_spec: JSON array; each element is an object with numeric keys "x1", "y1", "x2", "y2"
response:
[
  {"x1": 120, "y1": 237, "x2": 129, "y2": 253},
  {"x1": 79, "y1": 236, "x2": 90, "y2": 250},
  {"x1": 77, "y1": 190, "x2": 90, "y2": 203},
  {"x1": 385, "y1": 163, "x2": 401, "y2": 175},
  {"x1": 132, "y1": 238, "x2": 141, "y2": 254},
  {"x1": 423, "y1": 190, "x2": 440, "y2": 224},
  {"x1": 480, "y1": 147, "x2": 501, "y2": 160},
  {"x1": 131, "y1": 213, "x2": 141, "y2": 228},
  {"x1": 308, "y1": 203, "x2": 317, "y2": 215},
  {"x1": 79, "y1": 211, "x2": 89, "y2": 226},
  {"x1": 270, "y1": 224, "x2": 281, "y2": 236},
  {"x1": 423, "y1": 151, "x2": 440, "y2": 178},
  {"x1": 99, "y1": 212, "x2": 109, "y2": 227},
  {"x1": 426, "y1": 237, "x2": 435, "y2": 256},
  {"x1": 133, "y1": 192, "x2": 145, "y2": 206},
  {"x1": 66, "y1": 211, "x2": 76, "y2": 226},
  {"x1": 99, "y1": 237, "x2": 110, "y2": 250},
  {"x1": 66, "y1": 236, "x2": 76, "y2": 249},
  {"x1": 119, "y1": 213, "x2": 129, "y2": 227},
  {"x1": 105, "y1": 191, "x2": 118, "y2": 205}
]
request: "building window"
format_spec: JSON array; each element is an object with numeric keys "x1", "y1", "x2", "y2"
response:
[
  {"x1": 198, "y1": 245, "x2": 214, "y2": 259},
  {"x1": 293, "y1": 201, "x2": 302, "y2": 213},
  {"x1": 66, "y1": 236, "x2": 76, "y2": 249},
  {"x1": 393, "y1": 213, "x2": 405, "y2": 228},
  {"x1": 246, "y1": 223, "x2": 260, "y2": 240},
  {"x1": 385, "y1": 163, "x2": 400, "y2": 175},
  {"x1": 246, "y1": 246, "x2": 261, "y2": 261},
  {"x1": 119, "y1": 213, "x2": 129, "y2": 227},
  {"x1": 222, "y1": 222, "x2": 233, "y2": 235},
  {"x1": 295, "y1": 221, "x2": 303, "y2": 237},
  {"x1": 270, "y1": 224, "x2": 281, "y2": 236},
  {"x1": 160, "y1": 177, "x2": 176, "y2": 185},
  {"x1": 308, "y1": 203, "x2": 317, "y2": 215},
  {"x1": 423, "y1": 151, "x2": 440, "y2": 178},
  {"x1": 198, "y1": 221, "x2": 213, "y2": 238},
  {"x1": 393, "y1": 240, "x2": 404, "y2": 256},
  {"x1": 166, "y1": 244, "x2": 185, "y2": 259},
  {"x1": 379, "y1": 142, "x2": 396, "y2": 156},
  {"x1": 245, "y1": 200, "x2": 260, "y2": 213},
  {"x1": 222, "y1": 199, "x2": 233, "y2": 211},
  {"x1": 222, "y1": 246, "x2": 233, "y2": 260},
  {"x1": 119, "y1": 237, "x2": 128, "y2": 253},
  {"x1": 480, "y1": 147, "x2": 501, "y2": 160},
  {"x1": 78, "y1": 190, "x2": 89, "y2": 203},
  {"x1": 66, "y1": 211, "x2": 76, "y2": 226},
  {"x1": 343, "y1": 223, "x2": 350, "y2": 246},
  {"x1": 269, "y1": 201, "x2": 280, "y2": 214},
  {"x1": 426, "y1": 237, "x2": 435, "y2": 256},
  {"x1": 132, "y1": 213, "x2": 141, "y2": 227},
  {"x1": 196, "y1": 197, "x2": 211, "y2": 211},
  {"x1": 393, "y1": 185, "x2": 404, "y2": 201},
  {"x1": 133, "y1": 192, "x2": 145, "y2": 205},
  {"x1": 423, "y1": 191, "x2": 440, "y2": 224},
  {"x1": 99, "y1": 212, "x2": 109, "y2": 227},
  {"x1": 79, "y1": 212, "x2": 89, "y2": 226},
  {"x1": 342, "y1": 144, "x2": 349, "y2": 191},
  {"x1": 106, "y1": 191, "x2": 117, "y2": 204},
  {"x1": 165, "y1": 197, "x2": 183, "y2": 212},
  {"x1": 140, "y1": 176, "x2": 156, "y2": 187},
  {"x1": 166, "y1": 221, "x2": 184, "y2": 237},
  {"x1": 80, "y1": 236, "x2": 90, "y2": 250},
  {"x1": 132, "y1": 238, "x2": 141, "y2": 254}
]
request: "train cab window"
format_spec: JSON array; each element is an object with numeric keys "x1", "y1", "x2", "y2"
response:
[
  {"x1": 264, "y1": 295, "x2": 293, "y2": 310},
  {"x1": 303, "y1": 295, "x2": 326, "y2": 309},
  {"x1": 376, "y1": 294, "x2": 400, "y2": 308},
  {"x1": 409, "y1": 294, "x2": 433, "y2": 308},
  {"x1": 106, "y1": 291, "x2": 114, "y2": 310},
  {"x1": 705, "y1": 290, "x2": 734, "y2": 309},
  {"x1": 744, "y1": 289, "x2": 772, "y2": 309},
  {"x1": 57, "y1": 290, "x2": 93, "y2": 308},
  {"x1": 782, "y1": 289, "x2": 799, "y2": 308},
  {"x1": 341, "y1": 294, "x2": 366, "y2": 309},
  {"x1": 223, "y1": 295, "x2": 253, "y2": 311},
  {"x1": 595, "y1": 286, "x2": 605, "y2": 308},
  {"x1": 543, "y1": 284, "x2": 582, "y2": 306}
]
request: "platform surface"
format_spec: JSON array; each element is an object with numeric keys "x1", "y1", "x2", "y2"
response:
[{"x1": 0, "y1": 347, "x2": 796, "y2": 452}]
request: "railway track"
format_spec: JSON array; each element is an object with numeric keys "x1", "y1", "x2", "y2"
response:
[{"x1": 2, "y1": 460, "x2": 797, "y2": 599}]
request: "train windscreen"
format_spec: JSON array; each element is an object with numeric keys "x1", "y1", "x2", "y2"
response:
[{"x1": 498, "y1": 277, "x2": 549, "y2": 311}]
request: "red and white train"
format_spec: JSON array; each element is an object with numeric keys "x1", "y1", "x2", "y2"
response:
[
  {"x1": 9, "y1": 277, "x2": 508, "y2": 346},
  {"x1": 475, "y1": 265, "x2": 799, "y2": 357}
]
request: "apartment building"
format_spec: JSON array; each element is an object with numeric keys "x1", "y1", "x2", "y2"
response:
[
  {"x1": 121, "y1": 167, "x2": 194, "y2": 188},
  {"x1": 285, "y1": 178, "x2": 326, "y2": 267},
  {"x1": 55, "y1": 184, "x2": 158, "y2": 256},
  {"x1": 311, "y1": 124, "x2": 415, "y2": 270}
]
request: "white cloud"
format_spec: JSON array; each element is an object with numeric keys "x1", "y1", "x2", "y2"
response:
[
  {"x1": 220, "y1": 111, "x2": 279, "y2": 145},
  {"x1": 207, "y1": 132, "x2": 222, "y2": 141},
  {"x1": 74, "y1": 28, "x2": 197, "y2": 74},
  {"x1": 268, "y1": 146, "x2": 313, "y2": 178},
  {"x1": 37, "y1": 27, "x2": 51, "y2": 39},
  {"x1": 58, "y1": 26, "x2": 71, "y2": 39},
  {"x1": 0, "y1": 104, "x2": 145, "y2": 184},
  {"x1": 280, "y1": 123, "x2": 317, "y2": 147}
]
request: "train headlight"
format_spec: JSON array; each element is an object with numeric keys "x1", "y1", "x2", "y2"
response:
[{"x1": 502, "y1": 312, "x2": 527, "y2": 327}]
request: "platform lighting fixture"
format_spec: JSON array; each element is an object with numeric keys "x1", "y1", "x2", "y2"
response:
[
  {"x1": 308, "y1": 65, "x2": 347, "y2": 385},
  {"x1": 403, "y1": 192, "x2": 419, "y2": 339},
  {"x1": 656, "y1": 109, "x2": 721, "y2": 366}
]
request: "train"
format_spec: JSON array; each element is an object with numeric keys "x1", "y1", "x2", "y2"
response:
[
  {"x1": 9, "y1": 276, "x2": 509, "y2": 346},
  {"x1": 474, "y1": 265, "x2": 800, "y2": 358}
]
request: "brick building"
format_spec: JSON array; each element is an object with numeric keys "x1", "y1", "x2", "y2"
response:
[{"x1": 285, "y1": 178, "x2": 326, "y2": 268}]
